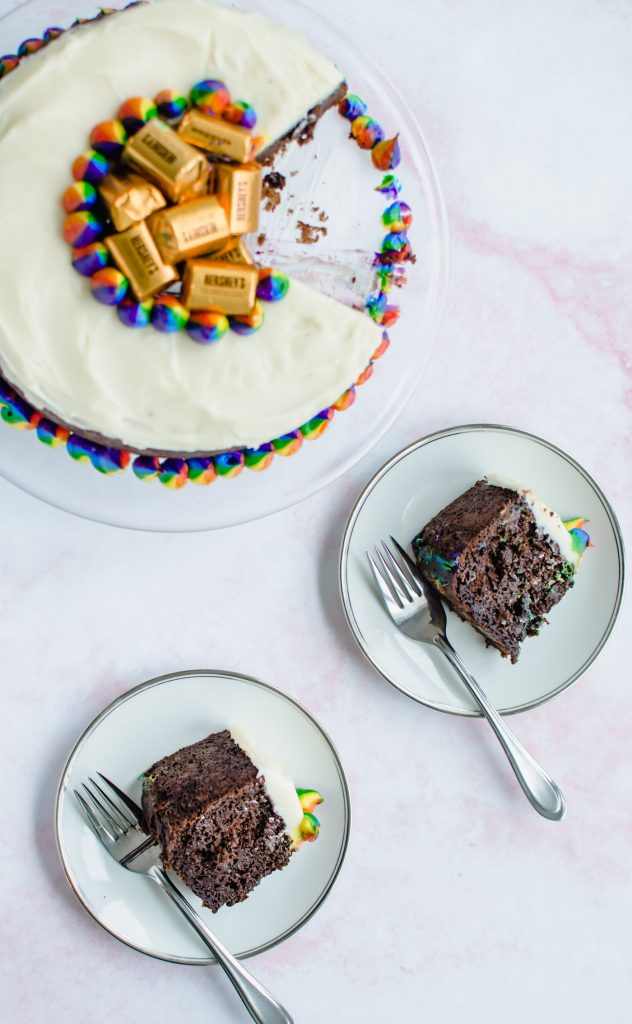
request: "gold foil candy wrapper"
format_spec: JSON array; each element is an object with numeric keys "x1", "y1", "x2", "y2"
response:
[
  {"x1": 179, "y1": 162, "x2": 214, "y2": 202},
  {"x1": 208, "y1": 237, "x2": 255, "y2": 265},
  {"x1": 148, "y1": 196, "x2": 230, "y2": 264},
  {"x1": 123, "y1": 119, "x2": 209, "y2": 202},
  {"x1": 178, "y1": 109, "x2": 259, "y2": 163},
  {"x1": 105, "y1": 221, "x2": 178, "y2": 301},
  {"x1": 181, "y1": 259, "x2": 259, "y2": 314},
  {"x1": 98, "y1": 169, "x2": 166, "y2": 231},
  {"x1": 215, "y1": 162, "x2": 261, "y2": 235}
]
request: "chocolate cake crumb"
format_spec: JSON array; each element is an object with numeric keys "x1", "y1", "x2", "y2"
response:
[
  {"x1": 378, "y1": 250, "x2": 417, "y2": 266},
  {"x1": 297, "y1": 221, "x2": 328, "y2": 244},
  {"x1": 257, "y1": 232, "x2": 266, "y2": 246},
  {"x1": 264, "y1": 171, "x2": 286, "y2": 190},
  {"x1": 263, "y1": 188, "x2": 281, "y2": 212},
  {"x1": 294, "y1": 116, "x2": 318, "y2": 146}
]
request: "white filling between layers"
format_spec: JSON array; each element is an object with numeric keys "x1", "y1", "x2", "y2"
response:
[
  {"x1": 484, "y1": 474, "x2": 578, "y2": 567},
  {"x1": 0, "y1": 0, "x2": 385, "y2": 452},
  {"x1": 229, "y1": 725, "x2": 303, "y2": 835}
]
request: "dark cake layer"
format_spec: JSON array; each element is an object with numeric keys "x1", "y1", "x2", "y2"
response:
[
  {"x1": 412, "y1": 480, "x2": 574, "y2": 662},
  {"x1": 142, "y1": 730, "x2": 292, "y2": 913},
  {"x1": 142, "y1": 729, "x2": 257, "y2": 831},
  {"x1": 165, "y1": 777, "x2": 291, "y2": 912}
]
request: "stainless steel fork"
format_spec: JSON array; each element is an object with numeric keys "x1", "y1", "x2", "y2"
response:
[
  {"x1": 367, "y1": 537, "x2": 565, "y2": 821},
  {"x1": 74, "y1": 774, "x2": 293, "y2": 1024}
]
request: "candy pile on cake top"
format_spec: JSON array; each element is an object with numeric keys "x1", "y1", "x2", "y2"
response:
[{"x1": 62, "y1": 84, "x2": 283, "y2": 344}]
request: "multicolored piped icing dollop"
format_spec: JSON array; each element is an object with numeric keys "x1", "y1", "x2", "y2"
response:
[
  {"x1": 563, "y1": 517, "x2": 592, "y2": 560},
  {"x1": 0, "y1": 14, "x2": 413, "y2": 489},
  {"x1": 291, "y1": 788, "x2": 324, "y2": 849}
]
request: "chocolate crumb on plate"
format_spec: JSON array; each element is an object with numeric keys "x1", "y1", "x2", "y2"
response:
[
  {"x1": 297, "y1": 221, "x2": 328, "y2": 244},
  {"x1": 264, "y1": 171, "x2": 286, "y2": 190}
]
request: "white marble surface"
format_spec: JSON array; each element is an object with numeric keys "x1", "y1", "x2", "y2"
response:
[{"x1": 1, "y1": 1, "x2": 631, "y2": 1022}]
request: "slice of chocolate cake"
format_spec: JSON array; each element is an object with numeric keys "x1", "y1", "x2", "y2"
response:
[
  {"x1": 411, "y1": 477, "x2": 590, "y2": 663},
  {"x1": 142, "y1": 728, "x2": 322, "y2": 912}
]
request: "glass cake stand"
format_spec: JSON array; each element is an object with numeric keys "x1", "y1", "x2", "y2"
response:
[{"x1": 0, "y1": 0, "x2": 449, "y2": 532}]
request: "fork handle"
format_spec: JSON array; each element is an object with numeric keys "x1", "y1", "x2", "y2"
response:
[
  {"x1": 434, "y1": 635, "x2": 565, "y2": 821},
  {"x1": 148, "y1": 866, "x2": 293, "y2": 1024}
]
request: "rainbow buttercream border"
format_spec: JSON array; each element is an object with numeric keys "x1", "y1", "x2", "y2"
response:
[{"x1": 0, "y1": 5, "x2": 414, "y2": 488}]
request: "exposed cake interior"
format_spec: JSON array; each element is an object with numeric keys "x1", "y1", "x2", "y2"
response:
[
  {"x1": 142, "y1": 728, "x2": 320, "y2": 912},
  {"x1": 412, "y1": 478, "x2": 589, "y2": 662}
]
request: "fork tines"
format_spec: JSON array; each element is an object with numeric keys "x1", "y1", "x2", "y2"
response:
[
  {"x1": 366, "y1": 538, "x2": 423, "y2": 609},
  {"x1": 74, "y1": 773, "x2": 141, "y2": 844},
  {"x1": 74, "y1": 777, "x2": 131, "y2": 841}
]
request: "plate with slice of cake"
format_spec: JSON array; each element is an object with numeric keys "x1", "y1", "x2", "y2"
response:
[
  {"x1": 0, "y1": 0, "x2": 448, "y2": 531},
  {"x1": 340, "y1": 423, "x2": 624, "y2": 715},
  {"x1": 55, "y1": 669, "x2": 350, "y2": 963}
]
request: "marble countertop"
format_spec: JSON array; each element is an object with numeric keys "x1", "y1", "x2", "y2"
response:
[{"x1": 0, "y1": 1, "x2": 630, "y2": 1021}]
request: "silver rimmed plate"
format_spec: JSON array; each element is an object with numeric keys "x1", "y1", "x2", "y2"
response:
[
  {"x1": 340, "y1": 424, "x2": 625, "y2": 716},
  {"x1": 55, "y1": 670, "x2": 350, "y2": 964}
]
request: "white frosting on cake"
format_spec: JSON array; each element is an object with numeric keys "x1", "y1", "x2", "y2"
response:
[
  {"x1": 485, "y1": 474, "x2": 578, "y2": 567},
  {"x1": 229, "y1": 725, "x2": 303, "y2": 835},
  {"x1": 0, "y1": 0, "x2": 383, "y2": 452}
]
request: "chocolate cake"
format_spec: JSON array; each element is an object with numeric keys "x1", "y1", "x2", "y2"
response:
[
  {"x1": 412, "y1": 477, "x2": 590, "y2": 662},
  {"x1": 142, "y1": 728, "x2": 322, "y2": 912}
]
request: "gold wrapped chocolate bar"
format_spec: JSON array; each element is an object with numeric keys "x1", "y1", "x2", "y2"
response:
[
  {"x1": 98, "y1": 170, "x2": 166, "y2": 232},
  {"x1": 123, "y1": 120, "x2": 210, "y2": 202},
  {"x1": 148, "y1": 196, "x2": 230, "y2": 263},
  {"x1": 105, "y1": 222, "x2": 178, "y2": 301},
  {"x1": 215, "y1": 163, "x2": 261, "y2": 235},
  {"x1": 208, "y1": 237, "x2": 255, "y2": 265},
  {"x1": 181, "y1": 259, "x2": 259, "y2": 313},
  {"x1": 178, "y1": 110, "x2": 260, "y2": 163}
]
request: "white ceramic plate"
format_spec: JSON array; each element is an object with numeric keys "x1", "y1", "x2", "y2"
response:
[
  {"x1": 340, "y1": 424, "x2": 625, "y2": 716},
  {"x1": 55, "y1": 670, "x2": 350, "y2": 964},
  {"x1": 0, "y1": 0, "x2": 448, "y2": 532}
]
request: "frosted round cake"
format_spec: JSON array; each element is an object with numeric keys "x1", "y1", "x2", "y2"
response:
[{"x1": 0, "y1": 0, "x2": 413, "y2": 486}]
